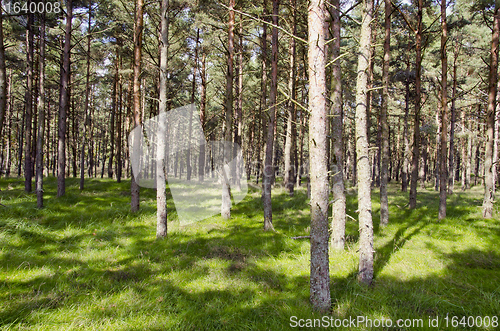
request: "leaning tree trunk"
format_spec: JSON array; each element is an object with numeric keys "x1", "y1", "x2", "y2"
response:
[
  {"x1": 156, "y1": 0, "x2": 169, "y2": 239},
  {"x1": 355, "y1": 0, "x2": 374, "y2": 286},
  {"x1": 380, "y1": 0, "x2": 391, "y2": 226},
  {"x1": 483, "y1": 2, "x2": 500, "y2": 218},
  {"x1": 409, "y1": 0, "x2": 423, "y2": 209},
  {"x1": 308, "y1": 0, "x2": 331, "y2": 313},
  {"x1": 263, "y1": 0, "x2": 278, "y2": 231},
  {"x1": 36, "y1": 7, "x2": 46, "y2": 208},
  {"x1": 58, "y1": 0, "x2": 72, "y2": 197},
  {"x1": 438, "y1": 0, "x2": 448, "y2": 220},
  {"x1": 330, "y1": 0, "x2": 346, "y2": 249},
  {"x1": 131, "y1": 0, "x2": 144, "y2": 212}
]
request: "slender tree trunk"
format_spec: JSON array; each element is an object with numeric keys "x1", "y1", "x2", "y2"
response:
[
  {"x1": 116, "y1": 52, "x2": 123, "y2": 183},
  {"x1": 199, "y1": 52, "x2": 207, "y2": 182},
  {"x1": 483, "y1": 2, "x2": 500, "y2": 218},
  {"x1": 234, "y1": 16, "x2": 243, "y2": 190},
  {"x1": 438, "y1": 0, "x2": 448, "y2": 220},
  {"x1": 109, "y1": 57, "x2": 118, "y2": 179},
  {"x1": 330, "y1": 0, "x2": 346, "y2": 249},
  {"x1": 222, "y1": 0, "x2": 235, "y2": 220},
  {"x1": 131, "y1": 0, "x2": 144, "y2": 212},
  {"x1": 284, "y1": 0, "x2": 296, "y2": 196},
  {"x1": 356, "y1": 0, "x2": 374, "y2": 286},
  {"x1": 402, "y1": 50, "x2": 411, "y2": 192},
  {"x1": 25, "y1": 12, "x2": 34, "y2": 192},
  {"x1": 187, "y1": 29, "x2": 199, "y2": 182},
  {"x1": 308, "y1": 0, "x2": 331, "y2": 312},
  {"x1": 263, "y1": 0, "x2": 278, "y2": 231},
  {"x1": 448, "y1": 44, "x2": 459, "y2": 194},
  {"x1": 380, "y1": 0, "x2": 390, "y2": 226},
  {"x1": 36, "y1": 7, "x2": 46, "y2": 208},
  {"x1": 80, "y1": 2, "x2": 92, "y2": 190},
  {"x1": 409, "y1": 0, "x2": 423, "y2": 209},
  {"x1": 0, "y1": 10, "x2": 6, "y2": 150},
  {"x1": 156, "y1": 0, "x2": 169, "y2": 239},
  {"x1": 58, "y1": 0, "x2": 72, "y2": 197},
  {"x1": 257, "y1": 0, "x2": 268, "y2": 186}
]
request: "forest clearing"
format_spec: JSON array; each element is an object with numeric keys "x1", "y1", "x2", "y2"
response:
[{"x1": 1, "y1": 177, "x2": 500, "y2": 330}]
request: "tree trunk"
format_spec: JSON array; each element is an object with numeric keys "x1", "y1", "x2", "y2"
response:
[
  {"x1": 483, "y1": 2, "x2": 500, "y2": 218},
  {"x1": 330, "y1": 0, "x2": 346, "y2": 249},
  {"x1": 409, "y1": 0, "x2": 423, "y2": 209},
  {"x1": 448, "y1": 44, "x2": 459, "y2": 194},
  {"x1": 402, "y1": 50, "x2": 411, "y2": 192},
  {"x1": 25, "y1": 13, "x2": 34, "y2": 192},
  {"x1": 284, "y1": 0, "x2": 296, "y2": 196},
  {"x1": 355, "y1": 0, "x2": 374, "y2": 286},
  {"x1": 222, "y1": 0, "x2": 235, "y2": 220},
  {"x1": 380, "y1": 0, "x2": 390, "y2": 226},
  {"x1": 263, "y1": 0, "x2": 278, "y2": 231},
  {"x1": 156, "y1": 0, "x2": 169, "y2": 239},
  {"x1": 58, "y1": 0, "x2": 72, "y2": 197},
  {"x1": 80, "y1": 2, "x2": 92, "y2": 190},
  {"x1": 199, "y1": 52, "x2": 207, "y2": 182},
  {"x1": 308, "y1": 0, "x2": 331, "y2": 312},
  {"x1": 36, "y1": 7, "x2": 46, "y2": 208},
  {"x1": 438, "y1": 0, "x2": 448, "y2": 220},
  {"x1": 131, "y1": 0, "x2": 144, "y2": 212},
  {"x1": 0, "y1": 10, "x2": 6, "y2": 152}
]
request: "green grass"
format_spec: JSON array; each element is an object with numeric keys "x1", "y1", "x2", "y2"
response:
[{"x1": 1, "y1": 177, "x2": 500, "y2": 330}]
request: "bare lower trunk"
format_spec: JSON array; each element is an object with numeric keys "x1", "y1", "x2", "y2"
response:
[
  {"x1": 36, "y1": 8, "x2": 46, "y2": 208},
  {"x1": 438, "y1": 0, "x2": 448, "y2": 220},
  {"x1": 308, "y1": 0, "x2": 331, "y2": 312},
  {"x1": 380, "y1": 0, "x2": 390, "y2": 226},
  {"x1": 25, "y1": 13, "x2": 34, "y2": 193},
  {"x1": 356, "y1": 0, "x2": 374, "y2": 286},
  {"x1": 483, "y1": 3, "x2": 500, "y2": 218},
  {"x1": 330, "y1": 0, "x2": 346, "y2": 249}
]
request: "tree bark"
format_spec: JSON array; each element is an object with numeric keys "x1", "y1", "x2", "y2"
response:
[
  {"x1": 355, "y1": 0, "x2": 374, "y2": 286},
  {"x1": 131, "y1": 0, "x2": 144, "y2": 212},
  {"x1": 448, "y1": 44, "x2": 459, "y2": 194},
  {"x1": 0, "y1": 10, "x2": 6, "y2": 152},
  {"x1": 58, "y1": 0, "x2": 72, "y2": 197},
  {"x1": 199, "y1": 52, "x2": 207, "y2": 182},
  {"x1": 222, "y1": 0, "x2": 235, "y2": 220},
  {"x1": 263, "y1": 0, "x2": 278, "y2": 231},
  {"x1": 25, "y1": 12, "x2": 34, "y2": 192},
  {"x1": 329, "y1": 0, "x2": 346, "y2": 249},
  {"x1": 308, "y1": 0, "x2": 331, "y2": 312},
  {"x1": 483, "y1": 3, "x2": 500, "y2": 218},
  {"x1": 36, "y1": 6, "x2": 46, "y2": 208},
  {"x1": 156, "y1": 0, "x2": 169, "y2": 239},
  {"x1": 80, "y1": 2, "x2": 92, "y2": 190},
  {"x1": 438, "y1": 0, "x2": 448, "y2": 220},
  {"x1": 284, "y1": 0, "x2": 297, "y2": 196},
  {"x1": 380, "y1": 0, "x2": 391, "y2": 226},
  {"x1": 409, "y1": 0, "x2": 423, "y2": 209}
]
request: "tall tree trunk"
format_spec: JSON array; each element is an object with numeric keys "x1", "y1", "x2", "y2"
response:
[
  {"x1": 199, "y1": 52, "x2": 206, "y2": 182},
  {"x1": 109, "y1": 57, "x2": 118, "y2": 179},
  {"x1": 25, "y1": 12, "x2": 34, "y2": 192},
  {"x1": 284, "y1": 0, "x2": 296, "y2": 196},
  {"x1": 187, "y1": 29, "x2": 199, "y2": 182},
  {"x1": 330, "y1": 0, "x2": 346, "y2": 249},
  {"x1": 356, "y1": 0, "x2": 374, "y2": 286},
  {"x1": 222, "y1": 0, "x2": 235, "y2": 220},
  {"x1": 308, "y1": 0, "x2": 331, "y2": 313},
  {"x1": 263, "y1": 0, "x2": 278, "y2": 231},
  {"x1": 409, "y1": 0, "x2": 423, "y2": 209},
  {"x1": 156, "y1": 0, "x2": 169, "y2": 239},
  {"x1": 380, "y1": 0, "x2": 391, "y2": 226},
  {"x1": 483, "y1": 2, "x2": 500, "y2": 218},
  {"x1": 131, "y1": 0, "x2": 144, "y2": 212},
  {"x1": 402, "y1": 49, "x2": 411, "y2": 192},
  {"x1": 0, "y1": 9, "x2": 6, "y2": 151},
  {"x1": 438, "y1": 0, "x2": 448, "y2": 220},
  {"x1": 448, "y1": 44, "x2": 459, "y2": 194},
  {"x1": 36, "y1": 6, "x2": 46, "y2": 208},
  {"x1": 234, "y1": 16, "x2": 243, "y2": 190},
  {"x1": 80, "y1": 1, "x2": 92, "y2": 190},
  {"x1": 116, "y1": 51, "x2": 123, "y2": 183},
  {"x1": 257, "y1": 0, "x2": 268, "y2": 186},
  {"x1": 58, "y1": 0, "x2": 72, "y2": 197}
]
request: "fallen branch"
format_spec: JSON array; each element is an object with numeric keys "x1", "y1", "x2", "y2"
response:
[{"x1": 292, "y1": 235, "x2": 310, "y2": 240}]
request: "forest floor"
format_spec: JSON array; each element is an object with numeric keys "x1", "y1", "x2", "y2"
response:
[{"x1": 0, "y1": 177, "x2": 499, "y2": 330}]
